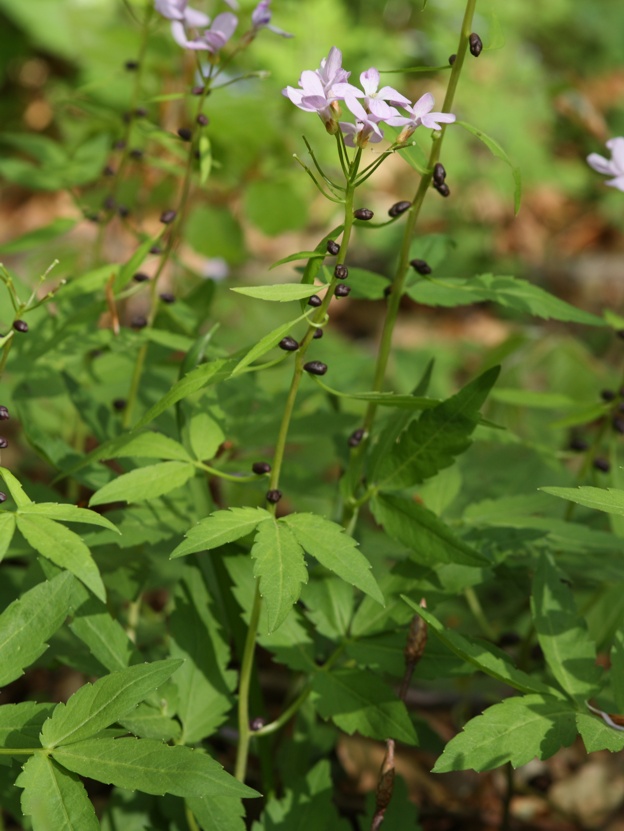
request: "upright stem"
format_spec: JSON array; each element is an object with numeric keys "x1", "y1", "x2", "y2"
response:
[{"x1": 341, "y1": 0, "x2": 478, "y2": 526}]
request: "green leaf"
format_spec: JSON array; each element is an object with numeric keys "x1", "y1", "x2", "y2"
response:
[
  {"x1": 188, "y1": 796, "x2": 245, "y2": 831},
  {"x1": 119, "y1": 702, "x2": 181, "y2": 742},
  {"x1": 17, "y1": 503, "x2": 120, "y2": 533},
  {"x1": 135, "y1": 358, "x2": 236, "y2": 430},
  {"x1": 432, "y1": 694, "x2": 577, "y2": 772},
  {"x1": 402, "y1": 597, "x2": 555, "y2": 695},
  {"x1": 40, "y1": 659, "x2": 182, "y2": 748},
  {"x1": 540, "y1": 486, "x2": 624, "y2": 518},
  {"x1": 345, "y1": 268, "x2": 388, "y2": 300},
  {"x1": 187, "y1": 412, "x2": 225, "y2": 461},
  {"x1": 89, "y1": 461, "x2": 196, "y2": 506},
  {"x1": 283, "y1": 513, "x2": 384, "y2": 605},
  {"x1": 531, "y1": 553, "x2": 601, "y2": 702},
  {"x1": 0, "y1": 571, "x2": 73, "y2": 686},
  {"x1": 456, "y1": 120, "x2": 522, "y2": 214},
  {"x1": 115, "y1": 232, "x2": 164, "y2": 291},
  {"x1": 491, "y1": 388, "x2": 575, "y2": 408},
  {"x1": 302, "y1": 577, "x2": 353, "y2": 640},
  {"x1": 371, "y1": 494, "x2": 488, "y2": 567},
  {"x1": 576, "y1": 712, "x2": 624, "y2": 753},
  {"x1": 270, "y1": 251, "x2": 325, "y2": 269},
  {"x1": 17, "y1": 754, "x2": 99, "y2": 831},
  {"x1": 231, "y1": 310, "x2": 310, "y2": 376},
  {"x1": 406, "y1": 273, "x2": 604, "y2": 326},
  {"x1": 16, "y1": 515, "x2": 106, "y2": 601},
  {"x1": 52, "y1": 739, "x2": 259, "y2": 799},
  {"x1": 97, "y1": 432, "x2": 193, "y2": 462},
  {"x1": 244, "y1": 180, "x2": 307, "y2": 235},
  {"x1": 0, "y1": 467, "x2": 33, "y2": 507},
  {"x1": 0, "y1": 513, "x2": 16, "y2": 561},
  {"x1": 251, "y1": 518, "x2": 308, "y2": 634},
  {"x1": 376, "y1": 368, "x2": 500, "y2": 491},
  {"x1": 171, "y1": 507, "x2": 270, "y2": 559},
  {"x1": 0, "y1": 218, "x2": 76, "y2": 254},
  {"x1": 312, "y1": 377, "x2": 439, "y2": 410},
  {"x1": 198, "y1": 134, "x2": 212, "y2": 184},
  {"x1": 0, "y1": 702, "x2": 53, "y2": 748},
  {"x1": 69, "y1": 595, "x2": 139, "y2": 673},
  {"x1": 311, "y1": 669, "x2": 417, "y2": 744},
  {"x1": 231, "y1": 284, "x2": 323, "y2": 302},
  {"x1": 611, "y1": 630, "x2": 624, "y2": 712}
]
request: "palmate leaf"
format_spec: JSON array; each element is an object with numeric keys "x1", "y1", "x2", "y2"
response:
[
  {"x1": 531, "y1": 553, "x2": 602, "y2": 702},
  {"x1": 119, "y1": 702, "x2": 181, "y2": 742},
  {"x1": 432, "y1": 694, "x2": 578, "y2": 772},
  {"x1": 17, "y1": 754, "x2": 99, "y2": 831},
  {"x1": 0, "y1": 466, "x2": 32, "y2": 507},
  {"x1": 402, "y1": 596, "x2": 555, "y2": 695},
  {"x1": 89, "y1": 461, "x2": 196, "y2": 506},
  {"x1": 16, "y1": 514, "x2": 106, "y2": 601},
  {"x1": 576, "y1": 712, "x2": 624, "y2": 753},
  {"x1": 371, "y1": 494, "x2": 488, "y2": 567},
  {"x1": 252, "y1": 518, "x2": 308, "y2": 634},
  {"x1": 52, "y1": 738, "x2": 258, "y2": 799},
  {"x1": 282, "y1": 513, "x2": 384, "y2": 605},
  {"x1": 69, "y1": 594, "x2": 139, "y2": 673},
  {"x1": 0, "y1": 571, "x2": 73, "y2": 686},
  {"x1": 40, "y1": 660, "x2": 183, "y2": 748},
  {"x1": 540, "y1": 485, "x2": 624, "y2": 518},
  {"x1": 0, "y1": 513, "x2": 16, "y2": 561},
  {"x1": 311, "y1": 669, "x2": 417, "y2": 744},
  {"x1": 0, "y1": 702, "x2": 53, "y2": 748},
  {"x1": 170, "y1": 507, "x2": 270, "y2": 559},
  {"x1": 376, "y1": 367, "x2": 500, "y2": 491},
  {"x1": 189, "y1": 796, "x2": 246, "y2": 831}
]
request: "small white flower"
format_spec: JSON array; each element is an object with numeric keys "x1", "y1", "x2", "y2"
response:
[{"x1": 587, "y1": 138, "x2": 624, "y2": 192}]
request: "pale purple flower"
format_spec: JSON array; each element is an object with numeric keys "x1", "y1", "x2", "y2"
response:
[
  {"x1": 334, "y1": 67, "x2": 410, "y2": 118},
  {"x1": 385, "y1": 93, "x2": 456, "y2": 141},
  {"x1": 317, "y1": 47, "x2": 351, "y2": 92},
  {"x1": 171, "y1": 11, "x2": 238, "y2": 52},
  {"x1": 340, "y1": 96, "x2": 398, "y2": 148},
  {"x1": 587, "y1": 138, "x2": 624, "y2": 191},
  {"x1": 251, "y1": 0, "x2": 292, "y2": 37},
  {"x1": 155, "y1": 0, "x2": 209, "y2": 27}
]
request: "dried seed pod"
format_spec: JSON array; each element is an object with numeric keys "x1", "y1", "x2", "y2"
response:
[
  {"x1": 0, "y1": 438, "x2": 8, "y2": 449},
  {"x1": 160, "y1": 209, "x2": 177, "y2": 224},
  {"x1": 469, "y1": 32, "x2": 483, "y2": 57},
  {"x1": 0, "y1": 406, "x2": 9, "y2": 420},
  {"x1": 307, "y1": 294, "x2": 322, "y2": 307},
  {"x1": 348, "y1": 428, "x2": 365, "y2": 447},
  {"x1": 252, "y1": 461, "x2": 271, "y2": 475},
  {"x1": 334, "y1": 264, "x2": 348, "y2": 280},
  {"x1": 335, "y1": 284, "x2": 351, "y2": 297},
  {"x1": 593, "y1": 457, "x2": 610, "y2": 472},
  {"x1": 433, "y1": 163, "x2": 446, "y2": 185},
  {"x1": 313, "y1": 328, "x2": 323, "y2": 339},
  {"x1": 278, "y1": 336, "x2": 299, "y2": 352},
  {"x1": 159, "y1": 292, "x2": 175, "y2": 304},
  {"x1": 405, "y1": 611, "x2": 428, "y2": 664},
  {"x1": 326, "y1": 239, "x2": 340, "y2": 256},
  {"x1": 388, "y1": 200, "x2": 411, "y2": 218},
  {"x1": 434, "y1": 182, "x2": 450, "y2": 197},
  {"x1": 410, "y1": 259, "x2": 431, "y2": 275},
  {"x1": 354, "y1": 208, "x2": 374, "y2": 221},
  {"x1": 266, "y1": 489, "x2": 282, "y2": 504},
  {"x1": 133, "y1": 272, "x2": 150, "y2": 283},
  {"x1": 13, "y1": 320, "x2": 28, "y2": 333},
  {"x1": 303, "y1": 361, "x2": 327, "y2": 376}
]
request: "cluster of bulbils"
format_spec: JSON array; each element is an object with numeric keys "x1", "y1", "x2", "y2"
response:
[{"x1": 283, "y1": 47, "x2": 455, "y2": 148}]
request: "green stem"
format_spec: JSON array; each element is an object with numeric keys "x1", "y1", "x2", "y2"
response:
[
  {"x1": 464, "y1": 586, "x2": 497, "y2": 640},
  {"x1": 0, "y1": 338, "x2": 13, "y2": 382},
  {"x1": 234, "y1": 585, "x2": 262, "y2": 781},
  {"x1": 341, "y1": 0, "x2": 478, "y2": 527},
  {"x1": 185, "y1": 803, "x2": 201, "y2": 831},
  {"x1": 252, "y1": 687, "x2": 311, "y2": 738}
]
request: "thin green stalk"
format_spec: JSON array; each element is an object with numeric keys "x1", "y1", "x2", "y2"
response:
[
  {"x1": 464, "y1": 586, "x2": 497, "y2": 641},
  {"x1": 0, "y1": 338, "x2": 13, "y2": 381},
  {"x1": 341, "y1": 0, "x2": 478, "y2": 526},
  {"x1": 184, "y1": 804, "x2": 201, "y2": 831},
  {"x1": 234, "y1": 585, "x2": 262, "y2": 781}
]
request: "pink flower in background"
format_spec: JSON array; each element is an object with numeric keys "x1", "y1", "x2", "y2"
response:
[
  {"x1": 587, "y1": 138, "x2": 624, "y2": 191},
  {"x1": 170, "y1": 11, "x2": 238, "y2": 52},
  {"x1": 251, "y1": 0, "x2": 292, "y2": 37},
  {"x1": 155, "y1": 0, "x2": 209, "y2": 27},
  {"x1": 385, "y1": 93, "x2": 455, "y2": 141}
]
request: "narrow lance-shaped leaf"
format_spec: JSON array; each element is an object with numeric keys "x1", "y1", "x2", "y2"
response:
[
  {"x1": 283, "y1": 513, "x2": 384, "y2": 605},
  {"x1": 251, "y1": 517, "x2": 308, "y2": 634},
  {"x1": 231, "y1": 309, "x2": 311, "y2": 376},
  {"x1": 531, "y1": 553, "x2": 602, "y2": 702},
  {"x1": 402, "y1": 596, "x2": 555, "y2": 695},
  {"x1": 0, "y1": 466, "x2": 32, "y2": 507},
  {"x1": 0, "y1": 571, "x2": 73, "y2": 686},
  {"x1": 17, "y1": 754, "x2": 100, "y2": 831},
  {"x1": 89, "y1": 461, "x2": 196, "y2": 506},
  {"x1": 540, "y1": 486, "x2": 624, "y2": 518},
  {"x1": 16, "y1": 514, "x2": 106, "y2": 602},
  {"x1": 171, "y1": 507, "x2": 271, "y2": 559},
  {"x1": 52, "y1": 738, "x2": 259, "y2": 799},
  {"x1": 17, "y1": 502, "x2": 120, "y2": 533},
  {"x1": 231, "y1": 284, "x2": 324, "y2": 302},
  {"x1": 433, "y1": 694, "x2": 578, "y2": 773},
  {"x1": 40, "y1": 659, "x2": 183, "y2": 748}
]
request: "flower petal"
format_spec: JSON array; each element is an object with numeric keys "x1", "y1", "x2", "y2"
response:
[
  {"x1": 410, "y1": 92, "x2": 435, "y2": 119},
  {"x1": 211, "y1": 12, "x2": 238, "y2": 39},
  {"x1": 360, "y1": 68, "x2": 380, "y2": 97},
  {"x1": 587, "y1": 152, "x2": 616, "y2": 176},
  {"x1": 606, "y1": 174, "x2": 624, "y2": 192},
  {"x1": 300, "y1": 70, "x2": 325, "y2": 97},
  {"x1": 607, "y1": 137, "x2": 624, "y2": 174},
  {"x1": 421, "y1": 111, "x2": 456, "y2": 130},
  {"x1": 155, "y1": 0, "x2": 184, "y2": 21},
  {"x1": 323, "y1": 47, "x2": 344, "y2": 84},
  {"x1": 184, "y1": 5, "x2": 210, "y2": 27},
  {"x1": 377, "y1": 86, "x2": 411, "y2": 107},
  {"x1": 368, "y1": 99, "x2": 399, "y2": 120},
  {"x1": 331, "y1": 82, "x2": 363, "y2": 100},
  {"x1": 344, "y1": 95, "x2": 368, "y2": 121}
]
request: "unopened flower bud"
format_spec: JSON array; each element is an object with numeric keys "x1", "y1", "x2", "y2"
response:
[
  {"x1": 405, "y1": 608, "x2": 428, "y2": 664},
  {"x1": 326, "y1": 239, "x2": 340, "y2": 256},
  {"x1": 279, "y1": 336, "x2": 299, "y2": 352},
  {"x1": 469, "y1": 32, "x2": 483, "y2": 57},
  {"x1": 252, "y1": 461, "x2": 271, "y2": 475},
  {"x1": 334, "y1": 264, "x2": 348, "y2": 280},
  {"x1": 434, "y1": 182, "x2": 450, "y2": 197},
  {"x1": 348, "y1": 428, "x2": 365, "y2": 447},
  {"x1": 354, "y1": 208, "x2": 374, "y2": 221},
  {"x1": 160, "y1": 209, "x2": 177, "y2": 224},
  {"x1": 13, "y1": 320, "x2": 28, "y2": 333},
  {"x1": 0, "y1": 492, "x2": 6, "y2": 503},
  {"x1": 335, "y1": 284, "x2": 351, "y2": 297},
  {"x1": 593, "y1": 457, "x2": 610, "y2": 473},
  {"x1": 307, "y1": 295, "x2": 322, "y2": 307},
  {"x1": 266, "y1": 489, "x2": 282, "y2": 504},
  {"x1": 313, "y1": 328, "x2": 323, "y2": 339},
  {"x1": 410, "y1": 259, "x2": 431, "y2": 275},
  {"x1": 433, "y1": 163, "x2": 446, "y2": 186},
  {"x1": 177, "y1": 128, "x2": 192, "y2": 142},
  {"x1": 159, "y1": 292, "x2": 175, "y2": 304},
  {"x1": 0, "y1": 407, "x2": 9, "y2": 420},
  {"x1": 388, "y1": 200, "x2": 411, "y2": 218},
  {"x1": 0, "y1": 438, "x2": 8, "y2": 449},
  {"x1": 133, "y1": 272, "x2": 150, "y2": 283},
  {"x1": 303, "y1": 361, "x2": 327, "y2": 376}
]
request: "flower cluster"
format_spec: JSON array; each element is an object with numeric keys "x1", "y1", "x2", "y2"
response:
[
  {"x1": 282, "y1": 47, "x2": 455, "y2": 145},
  {"x1": 155, "y1": 0, "x2": 290, "y2": 52},
  {"x1": 587, "y1": 138, "x2": 624, "y2": 192}
]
